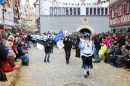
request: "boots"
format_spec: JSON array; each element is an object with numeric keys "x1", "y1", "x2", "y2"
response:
[
  {"x1": 87, "y1": 71, "x2": 90, "y2": 75},
  {"x1": 47, "y1": 59, "x2": 50, "y2": 62},
  {"x1": 22, "y1": 60, "x2": 29, "y2": 66},
  {"x1": 84, "y1": 75, "x2": 87, "y2": 78},
  {"x1": 13, "y1": 65, "x2": 20, "y2": 70},
  {"x1": 44, "y1": 60, "x2": 46, "y2": 62}
]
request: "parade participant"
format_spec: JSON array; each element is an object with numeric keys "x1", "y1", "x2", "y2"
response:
[
  {"x1": 93, "y1": 34, "x2": 101, "y2": 63},
  {"x1": 79, "y1": 33, "x2": 95, "y2": 78},
  {"x1": 44, "y1": 40, "x2": 51, "y2": 62},
  {"x1": 43, "y1": 34, "x2": 48, "y2": 46},
  {"x1": 48, "y1": 36, "x2": 54, "y2": 53},
  {"x1": 75, "y1": 34, "x2": 81, "y2": 58},
  {"x1": 63, "y1": 32, "x2": 73, "y2": 64},
  {"x1": 31, "y1": 34, "x2": 37, "y2": 47}
]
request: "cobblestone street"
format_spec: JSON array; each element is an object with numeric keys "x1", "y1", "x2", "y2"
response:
[{"x1": 15, "y1": 47, "x2": 130, "y2": 86}]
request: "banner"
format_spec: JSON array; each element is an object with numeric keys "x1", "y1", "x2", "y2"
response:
[
  {"x1": 54, "y1": 30, "x2": 64, "y2": 43},
  {"x1": 57, "y1": 40, "x2": 64, "y2": 49},
  {"x1": 43, "y1": 0, "x2": 109, "y2": 7},
  {"x1": 37, "y1": 43, "x2": 44, "y2": 50}
]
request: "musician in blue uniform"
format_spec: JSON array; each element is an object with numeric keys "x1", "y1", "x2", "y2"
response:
[{"x1": 79, "y1": 33, "x2": 95, "y2": 78}]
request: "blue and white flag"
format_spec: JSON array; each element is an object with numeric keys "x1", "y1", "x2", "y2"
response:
[
  {"x1": 54, "y1": 30, "x2": 64, "y2": 43},
  {"x1": 0, "y1": 0, "x2": 4, "y2": 3}
]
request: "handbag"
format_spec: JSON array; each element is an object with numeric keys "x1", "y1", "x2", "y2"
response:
[{"x1": 1, "y1": 61, "x2": 13, "y2": 72}]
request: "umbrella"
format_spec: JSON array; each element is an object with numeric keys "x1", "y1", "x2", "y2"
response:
[{"x1": 69, "y1": 34, "x2": 77, "y2": 39}]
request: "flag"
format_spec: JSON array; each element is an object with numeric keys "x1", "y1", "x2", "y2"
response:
[
  {"x1": 0, "y1": 0, "x2": 4, "y2": 3},
  {"x1": 57, "y1": 40, "x2": 64, "y2": 49},
  {"x1": 54, "y1": 30, "x2": 64, "y2": 43}
]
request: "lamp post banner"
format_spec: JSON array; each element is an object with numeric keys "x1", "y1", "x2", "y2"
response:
[{"x1": 0, "y1": 0, "x2": 4, "y2": 3}]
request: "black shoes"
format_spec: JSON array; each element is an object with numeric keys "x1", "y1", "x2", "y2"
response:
[
  {"x1": 84, "y1": 75, "x2": 87, "y2": 78},
  {"x1": 47, "y1": 59, "x2": 50, "y2": 62},
  {"x1": 87, "y1": 71, "x2": 90, "y2": 75},
  {"x1": 93, "y1": 61, "x2": 100, "y2": 63},
  {"x1": 22, "y1": 62, "x2": 29, "y2": 66},
  {"x1": 66, "y1": 60, "x2": 69, "y2": 64},
  {"x1": 84, "y1": 71, "x2": 90, "y2": 78},
  {"x1": 44, "y1": 60, "x2": 50, "y2": 63}
]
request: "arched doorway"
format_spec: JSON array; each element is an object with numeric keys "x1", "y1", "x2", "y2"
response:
[
  {"x1": 76, "y1": 25, "x2": 95, "y2": 34},
  {"x1": 79, "y1": 28, "x2": 91, "y2": 34}
]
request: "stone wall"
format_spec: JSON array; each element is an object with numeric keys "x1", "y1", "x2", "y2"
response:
[{"x1": 40, "y1": 15, "x2": 110, "y2": 33}]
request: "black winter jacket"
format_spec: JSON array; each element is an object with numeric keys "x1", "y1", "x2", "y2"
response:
[{"x1": 0, "y1": 43, "x2": 7, "y2": 69}]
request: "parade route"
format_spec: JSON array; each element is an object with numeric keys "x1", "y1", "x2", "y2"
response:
[{"x1": 15, "y1": 47, "x2": 130, "y2": 86}]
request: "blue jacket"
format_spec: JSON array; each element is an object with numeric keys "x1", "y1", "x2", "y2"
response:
[{"x1": 17, "y1": 44, "x2": 25, "y2": 57}]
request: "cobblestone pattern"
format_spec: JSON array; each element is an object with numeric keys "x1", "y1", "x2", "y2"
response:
[
  {"x1": 15, "y1": 47, "x2": 130, "y2": 86},
  {"x1": 40, "y1": 16, "x2": 110, "y2": 33}
]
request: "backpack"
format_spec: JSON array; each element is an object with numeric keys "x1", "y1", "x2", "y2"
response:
[{"x1": 0, "y1": 69, "x2": 7, "y2": 81}]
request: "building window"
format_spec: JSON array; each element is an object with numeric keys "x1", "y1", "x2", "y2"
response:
[
  {"x1": 50, "y1": 7, "x2": 53, "y2": 15},
  {"x1": 94, "y1": 8, "x2": 96, "y2": 15},
  {"x1": 62, "y1": 7, "x2": 65, "y2": 15},
  {"x1": 8, "y1": 12, "x2": 11, "y2": 20},
  {"x1": 57, "y1": 7, "x2": 61, "y2": 15},
  {"x1": 90, "y1": 8, "x2": 92, "y2": 15},
  {"x1": 112, "y1": 9, "x2": 114, "y2": 18},
  {"x1": 118, "y1": 6, "x2": 122, "y2": 16},
  {"x1": 101, "y1": 8, "x2": 104, "y2": 15},
  {"x1": 50, "y1": 7, "x2": 80, "y2": 16},
  {"x1": 97, "y1": 8, "x2": 100, "y2": 15},
  {"x1": 54, "y1": 7, "x2": 57, "y2": 15},
  {"x1": 74, "y1": 8, "x2": 76, "y2": 15},
  {"x1": 66, "y1": 7, "x2": 69, "y2": 15},
  {"x1": 77, "y1": 8, "x2": 80, "y2": 15},
  {"x1": 127, "y1": 2, "x2": 130, "y2": 13},
  {"x1": 86, "y1": 8, "x2": 89, "y2": 15},
  {"x1": 70, "y1": 8, "x2": 72, "y2": 15},
  {"x1": 105, "y1": 8, "x2": 108, "y2": 15}
]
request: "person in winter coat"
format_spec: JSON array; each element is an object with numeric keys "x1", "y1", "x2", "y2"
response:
[
  {"x1": 93, "y1": 35, "x2": 101, "y2": 63},
  {"x1": 44, "y1": 40, "x2": 51, "y2": 62},
  {"x1": 78, "y1": 33, "x2": 95, "y2": 78},
  {"x1": 25, "y1": 33, "x2": 32, "y2": 48},
  {"x1": 17, "y1": 43, "x2": 29, "y2": 66},
  {"x1": 0, "y1": 36, "x2": 8, "y2": 69},
  {"x1": 5, "y1": 35, "x2": 18, "y2": 54},
  {"x1": 0, "y1": 35, "x2": 19, "y2": 70},
  {"x1": 48, "y1": 36, "x2": 54, "y2": 53},
  {"x1": 124, "y1": 50, "x2": 130, "y2": 71},
  {"x1": 63, "y1": 32, "x2": 73, "y2": 64},
  {"x1": 75, "y1": 34, "x2": 80, "y2": 58}
]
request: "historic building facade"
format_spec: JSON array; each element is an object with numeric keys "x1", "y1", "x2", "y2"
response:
[
  {"x1": 39, "y1": 0, "x2": 110, "y2": 34},
  {"x1": 34, "y1": 0, "x2": 40, "y2": 30},
  {"x1": 23, "y1": 0, "x2": 36, "y2": 31},
  {"x1": 109, "y1": 0, "x2": 130, "y2": 33}
]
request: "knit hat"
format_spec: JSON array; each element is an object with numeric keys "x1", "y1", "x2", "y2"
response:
[{"x1": 83, "y1": 33, "x2": 91, "y2": 37}]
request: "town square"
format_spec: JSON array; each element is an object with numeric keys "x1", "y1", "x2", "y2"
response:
[{"x1": 0, "y1": 0, "x2": 130, "y2": 86}]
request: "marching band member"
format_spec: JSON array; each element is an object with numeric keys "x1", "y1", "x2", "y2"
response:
[
  {"x1": 79, "y1": 33, "x2": 95, "y2": 78},
  {"x1": 63, "y1": 32, "x2": 73, "y2": 64}
]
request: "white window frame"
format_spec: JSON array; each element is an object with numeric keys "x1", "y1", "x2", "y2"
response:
[
  {"x1": 112, "y1": 9, "x2": 114, "y2": 18},
  {"x1": 127, "y1": 2, "x2": 130, "y2": 13},
  {"x1": 118, "y1": 6, "x2": 122, "y2": 16}
]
